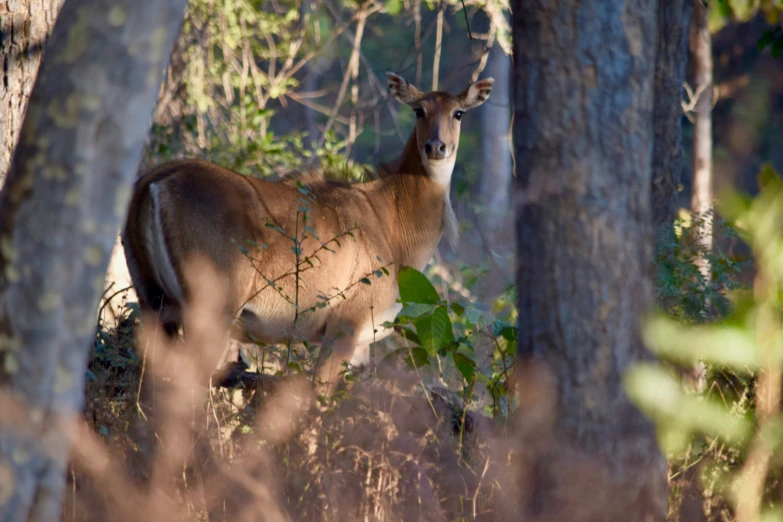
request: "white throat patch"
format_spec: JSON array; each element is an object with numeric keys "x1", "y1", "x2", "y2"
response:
[
  {"x1": 425, "y1": 158, "x2": 456, "y2": 188},
  {"x1": 424, "y1": 159, "x2": 459, "y2": 250}
]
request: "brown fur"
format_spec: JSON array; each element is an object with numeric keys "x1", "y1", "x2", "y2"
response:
[{"x1": 122, "y1": 73, "x2": 493, "y2": 396}]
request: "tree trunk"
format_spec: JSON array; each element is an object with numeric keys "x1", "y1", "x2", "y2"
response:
[
  {"x1": 0, "y1": 0, "x2": 185, "y2": 519},
  {"x1": 511, "y1": 1, "x2": 666, "y2": 521},
  {"x1": 651, "y1": 0, "x2": 694, "y2": 233},
  {"x1": 691, "y1": 0, "x2": 713, "y2": 280},
  {"x1": 0, "y1": 0, "x2": 65, "y2": 185},
  {"x1": 478, "y1": 41, "x2": 512, "y2": 241}
]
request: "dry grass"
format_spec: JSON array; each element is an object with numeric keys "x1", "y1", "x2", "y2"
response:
[{"x1": 59, "y1": 258, "x2": 522, "y2": 522}]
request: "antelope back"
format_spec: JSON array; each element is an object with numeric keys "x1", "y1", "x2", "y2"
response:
[{"x1": 123, "y1": 160, "x2": 409, "y2": 340}]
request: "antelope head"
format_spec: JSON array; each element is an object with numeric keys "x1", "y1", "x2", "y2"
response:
[{"x1": 386, "y1": 72, "x2": 494, "y2": 186}]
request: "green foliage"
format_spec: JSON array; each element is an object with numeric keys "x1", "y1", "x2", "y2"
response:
[
  {"x1": 654, "y1": 210, "x2": 748, "y2": 323},
  {"x1": 709, "y1": 0, "x2": 783, "y2": 56},
  {"x1": 627, "y1": 165, "x2": 783, "y2": 519},
  {"x1": 758, "y1": 26, "x2": 783, "y2": 58},
  {"x1": 90, "y1": 298, "x2": 142, "y2": 396},
  {"x1": 145, "y1": 0, "x2": 512, "y2": 183},
  {"x1": 387, "y1": 265, "x2": 516, "y2": 420}
]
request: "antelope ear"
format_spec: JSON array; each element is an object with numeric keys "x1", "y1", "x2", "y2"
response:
[
  {"x1": 458, "y1": 77, "x2": 494, "y2": 109},
  {"x1": 386, "y1": 72, "x2": 423, "y2": 106}
]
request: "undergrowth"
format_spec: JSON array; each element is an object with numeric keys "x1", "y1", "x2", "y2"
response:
[
  {"x1": 76, "y1": 252, "x2": 518, "y2": 522},
  {"x1": 633, "y1": 166, "x2": 783, "y2": 522}
]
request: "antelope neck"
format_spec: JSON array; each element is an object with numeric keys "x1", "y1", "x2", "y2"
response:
[{"x1": 376, "y1": 127, "x2": 454, "y2": 269}]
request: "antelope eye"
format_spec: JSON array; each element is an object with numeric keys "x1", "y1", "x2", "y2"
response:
[
  {"x1": 454, "y1": 110, "x2": 464, "y2": 121},
  {"x1": 414, "y1": 107, "x2": 425, "y2": 119}
]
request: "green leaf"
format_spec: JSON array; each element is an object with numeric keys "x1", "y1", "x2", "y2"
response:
[
  {"x1": 624, "y1": 363, "x2": 750, "y2": 452},
  {"x1": 499, "y1": 324, "x2": 517, "y2": 342},
  {"x1": 398, "y1": 266, "x2": 440, "y2": 304},
  {"x1": 772, "y1": 38, "x2": 783, "y2": 58},
  {"x1": 397, "y1": 327, "x2": 421, "y2": 345},
  {"x1": 452, "y1": 352, "x2": 476, "y2": 382},
  {"x1": 360, "y1": 277, "x2": 372, "y2": 285},
  {"x1": 758, "y1": 28, "x2": 778, "y2": 51},
  {"x1": 405, "y1": 347, "x2": 430, "y2": 369},
  {"x1": 414, "y1": 305, "x2": 453, "y2": 356},
  {"x1": 385, "y1": 0, "x2": 402, "y2": 15},
  {"x1": 398, "y1": 303, "x2": 436, "y2": 319},
  {"x1": 642, "y1": 314, "x2": 759, "y2": 369}
]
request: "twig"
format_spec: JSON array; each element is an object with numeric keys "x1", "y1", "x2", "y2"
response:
[
  {"x1": 288, "y1": 92, "x2": 351, "y2": 124},
  {"x1": 96, "y1": 284, "x2": 133, "y2": 325},
  {"x1": 471, "y1": 456, "x2": 491, "y2": 518},
  {"x1": 470, "y1": 19, "x2": 496, "y2": 82},
  {"x1": 460, "y1": 0, "x2": 473, "y2": 39}
]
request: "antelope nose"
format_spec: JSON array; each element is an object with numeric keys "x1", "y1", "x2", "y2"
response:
[{"x1": 425, "y1": 140, "x2": 447, "y2": 159}]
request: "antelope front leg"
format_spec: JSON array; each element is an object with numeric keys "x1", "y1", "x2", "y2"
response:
[{"x1": 314, "y1": 335, "x2": 358, "y2": 398}]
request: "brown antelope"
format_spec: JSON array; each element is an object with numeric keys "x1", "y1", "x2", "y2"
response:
[{"x1": 122, "y1": 72, "x2": 493, "y2": 396}]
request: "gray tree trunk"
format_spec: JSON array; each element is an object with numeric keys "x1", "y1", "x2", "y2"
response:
[
  {"x1": 691, "y1": 0, "x2": 713, "y2": 279},
  {"x1": 0, "y1": 0, "x2": 65, "y2": 185},
  {"x1": 652, "y1": 0, "x2": 694, "y2": 233},
  {"x1": 511, "y1": 1, "x2": 666, "y2": 520},
  {"x1": 0, "y1": 0, "x2": 186, "y2": 519},
  {"x1": 478, "y1": 42, "x2": 511, "y2": 236}
]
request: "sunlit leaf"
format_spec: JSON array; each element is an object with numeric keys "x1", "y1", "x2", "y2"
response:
[
  {"x1": 761, "y1": 506, "x2": 783, "y2": 522},
  {"x1": 398, "y1": 266, "x2": 440, "y2": 304},
  {"x1": 415, "y1": 305, "x2": 453, "y2": 356},
  {"x1": 624, "y1": 364, "x2": 751, "y2": 446},
  {"x1": 385, "y1": 0, "x2": 402, "y2": 15},
  {"x1": 642, "y1": 314, "x2": 759, "y2": 370}
]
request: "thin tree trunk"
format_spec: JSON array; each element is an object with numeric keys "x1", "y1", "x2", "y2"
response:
[
  {"x1": 414, "y1": 0, "x2": 422, "y2": 86},
  {"x1": 0, "y1": 0, "x2": 65, "y2": 185},
  {"x1": 691, "y1": 0, "x2": 713, "y2": 282},
  {"x1": 432, "y1": 4, "x2": 443, "y2": 91},
  {"x1": 511, "y1": 1, "x2": 665, "y2": 520},
  {"x1": 0, "y1": 0, "x2": 185, "y2": 519},
  {"x1": 651, "y1": 0, "x2": 694, "y2": 234},
  {"x1": 478, "y1": 42, "x2": 511, "y2": 237}
]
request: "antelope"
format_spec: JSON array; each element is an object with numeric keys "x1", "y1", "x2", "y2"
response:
[{"x1": 122, "y1": 72, "x2": 493, "y2": 397}]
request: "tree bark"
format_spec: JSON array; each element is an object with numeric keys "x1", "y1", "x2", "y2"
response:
[
  {"x1": 0, "y1": 0, "x2": 65, "y2": 186},
  {"x1": 651, "y1": 0, "x2": 694, "y2": 233},
  {"x1": 0, "y1": 0, "x2": 185, "y2": 519},
  {"x1": 511, "y1": 1, "x2": 666, "y2": 521},
  {"x1": 691, "y1": 0, "x2": 713, "y2": 278}
]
